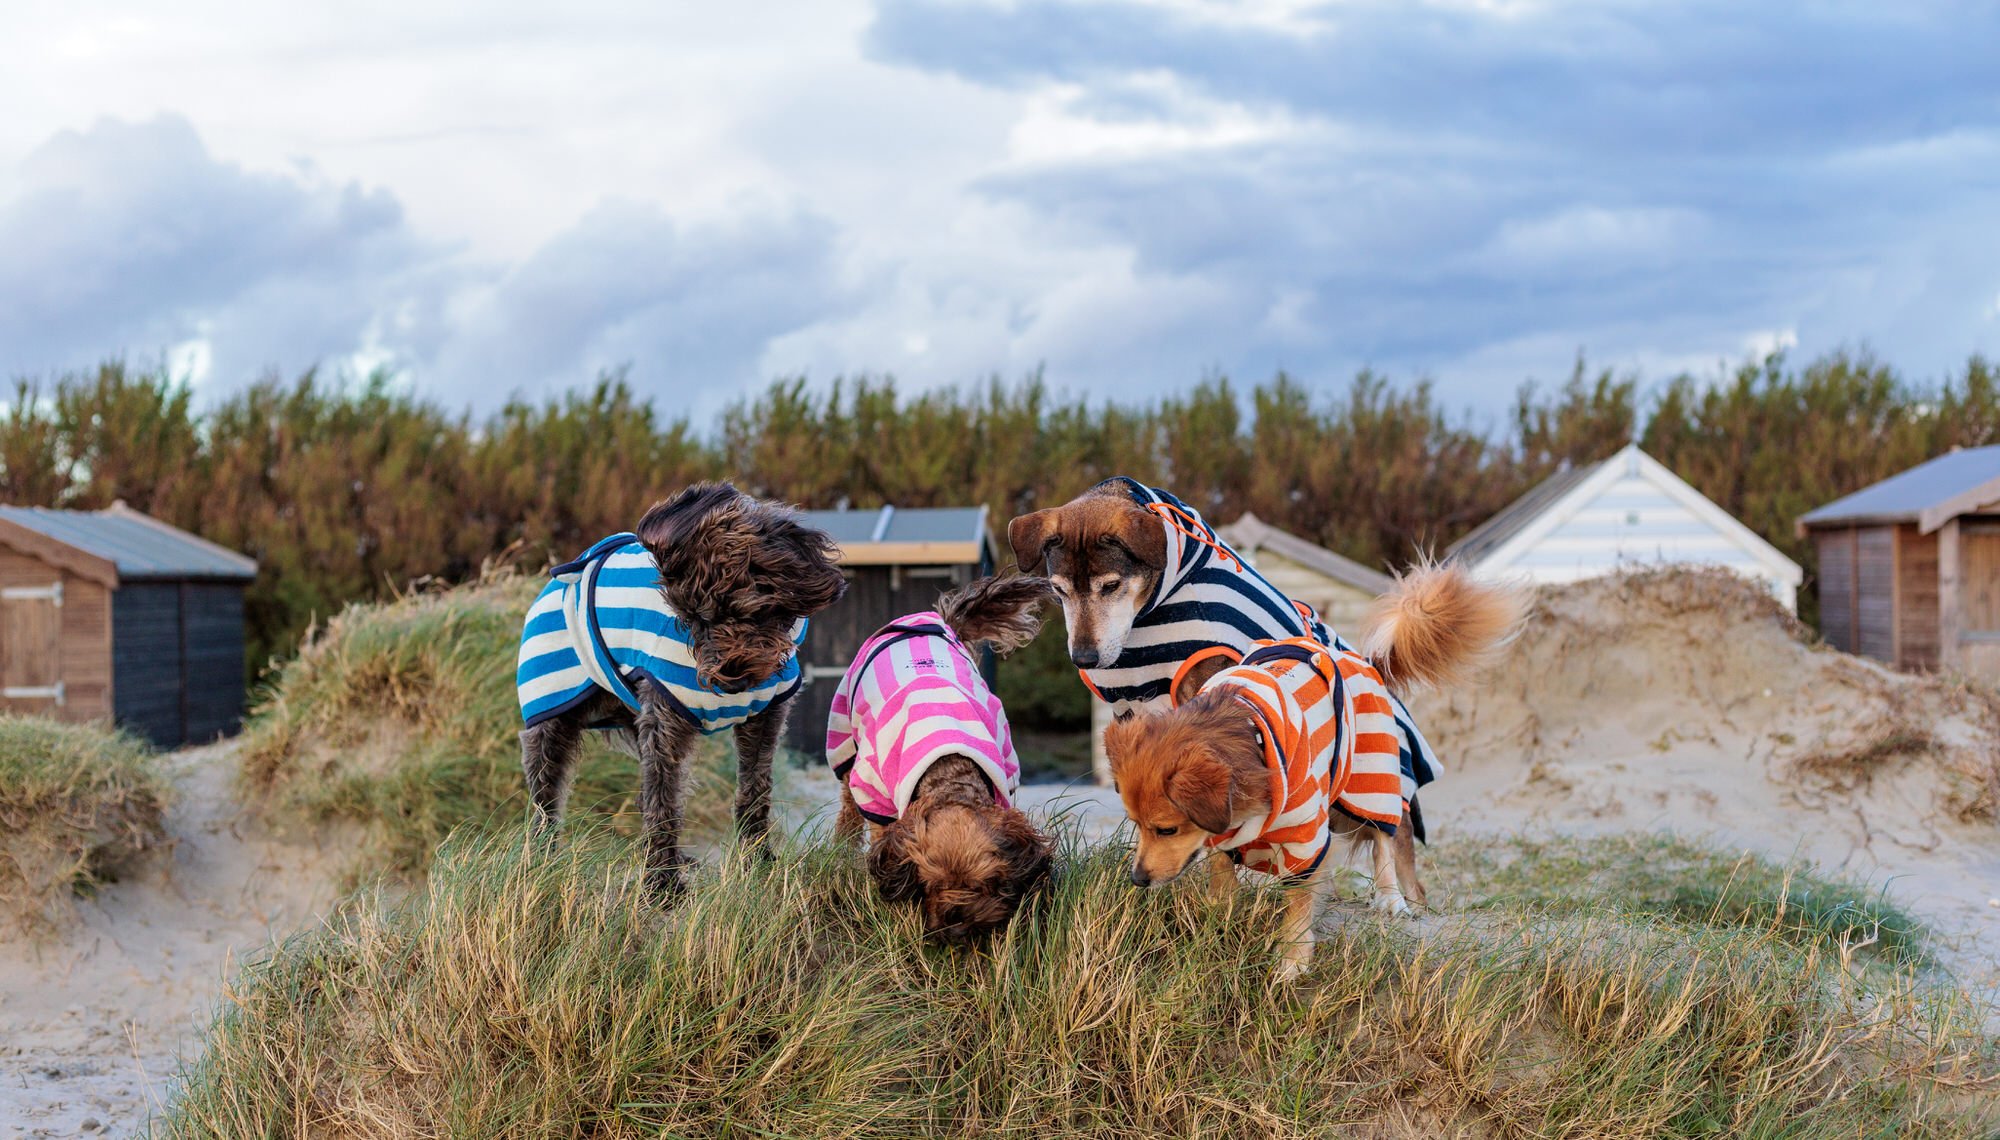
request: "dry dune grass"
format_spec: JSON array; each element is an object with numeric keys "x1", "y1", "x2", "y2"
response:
[
  {"x1": 237, "y1": 570, "x2": 745, "y2": 885},
  {"x1": 0, "y1": 714, "x2": 169, "y2": 936},
  {"x1": 162, "y1": 828, "x2": 1999, "y2": 1139}
]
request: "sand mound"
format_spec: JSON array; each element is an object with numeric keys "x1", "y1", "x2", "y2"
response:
[{"x1": 1415, "y1": 567, "x2": 2000, "y2": 986}]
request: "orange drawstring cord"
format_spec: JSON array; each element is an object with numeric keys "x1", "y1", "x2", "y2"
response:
[{"x1": 1146, "y1": 502, "x2": 1241, "y2": 571}]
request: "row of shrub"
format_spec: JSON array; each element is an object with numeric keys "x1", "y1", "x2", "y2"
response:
[{"x1": 6, "y1": 351, "x2": 1999, "y2": 722}]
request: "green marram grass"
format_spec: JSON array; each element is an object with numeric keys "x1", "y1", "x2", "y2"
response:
[
  {"x1": 238, "y1": 571, "x2": 749, "y2": 885},
  {"x1": 164, "y1": 826, "x2": 1998, "y2": 1139},
  {"x1": 0, "y1": 713, "x2": 169, "y2": 933}
]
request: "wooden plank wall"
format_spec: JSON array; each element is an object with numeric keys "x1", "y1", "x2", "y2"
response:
[
  {"x1": 1894, "y1": 524, "x2": 1940, "y2": 669},
  {"x1": 1815, "y1": 529, "x2": 1856, "y2": 653},
  {"x1": 1959, "y1": 527, "x2": 2000, "y2": 632},
  {"x1": 112, "y1": 583, "x2": 187, "y2": 745},
  {"x1": 1854, "y1": 526, "x2": 1897, "y2": 663},
  {"x1": 0, "y1": 549, "x2": 112, "y2": 723}
]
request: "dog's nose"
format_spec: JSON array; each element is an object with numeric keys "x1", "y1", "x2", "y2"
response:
[
  {"x1": 1071, "y1": 647, "x2": 1100, "y2": 669},
  {"x1": 1128, "y1": 865, "x2": 1150, "y2": 888}
]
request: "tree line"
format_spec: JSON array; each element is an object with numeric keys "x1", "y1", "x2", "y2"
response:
[{"x1": 4, "y1": 351, "x2": 1996, "y2": 706}]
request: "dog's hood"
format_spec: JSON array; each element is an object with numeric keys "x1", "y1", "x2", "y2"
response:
[{"x1": 1092, "y1": 477, "x2": 1209, "y2": 616}]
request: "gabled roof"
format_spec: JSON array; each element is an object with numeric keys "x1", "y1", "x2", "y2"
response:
[
  {"x1": 1217, "y1": 513, "x2": 1393, "y2": 595},
  {"x1": 1447, "y1": 443, "x2": 1802, "y2": 585},
  {"x1": 0, "y1": 503, "x2": 258, "y2": 582},
  {"x1": 1797, "y1": 445, "x2": 2000, "y2": 534},
  {"x1": 797, "y1": 505, "x2": 993, "y2": 566},
  {"x1": 1446, "y1": 457, "x2": 1609, "y2": 564}
]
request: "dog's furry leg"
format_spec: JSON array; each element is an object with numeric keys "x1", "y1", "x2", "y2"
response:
[
  {"x1": 635, "y1": 701, "x2": 700, "y2": 899},
  {"x1": 1391, "y1": 811, "x2": 1427, "y2": 909},
  {"x1": 1274, "y1": 868, "x2": 1324, "y2": 982},
  {"x1": 834, "y1": 784, "x2": 864, "y2": 850},
  {"x1": 1369, "y1": 831, "x2": 1413, "y2": 917},
  {"x1": 1207, "y1": 850, "x2": 1237, "y2": 903},
  {"x1": 731, "y1": 704, "x2": 786, "y2": 858},
  {"x1": 521, "y1": 715, "x2": 584, "y2": 838}
]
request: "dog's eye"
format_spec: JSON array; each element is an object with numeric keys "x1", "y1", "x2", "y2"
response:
[
  {"x1": 1097, "y1": 581, "x2": 1119, "y2": 598},
  {"x1": 1153, "y1": 826, "x2": 1179, "y2": 837}
]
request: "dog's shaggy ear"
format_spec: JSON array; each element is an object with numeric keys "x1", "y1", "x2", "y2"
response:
[
  {"x1": 992, "y1": 809, "x2": 1055, "y2": 899},
  {"x1": 1166, "y1": 753, "x2": 1235, "y2": 834},
  {"x1": 867, "y1": 822, "x2": 925, "y2": 904},
  {"x1": 752, "y1": 512, "x2": 847, "y2": 616},
  {"x1": 635, "y1": 483, "x2": 747, "y2": 599},
  {"x1": 1007, "y1": 509, "x2": 1057, "y2": 574}
]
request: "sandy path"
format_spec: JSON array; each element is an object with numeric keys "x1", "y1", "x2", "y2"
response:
[{"x1": 0, "y1": 744, "x2": 343, "y2": 1139}]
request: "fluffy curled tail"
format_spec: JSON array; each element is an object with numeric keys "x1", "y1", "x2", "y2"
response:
[
  {"x1": 937, "y1": 573, "x2": 1055, "y2": 656},
  {"x1": 1360, "y1": 562, "x2": 1525, "y2": 692}
]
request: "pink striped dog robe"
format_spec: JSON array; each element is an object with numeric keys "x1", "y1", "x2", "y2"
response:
[{"x1": 825, "y1": 613, "x2": 1020, "y2": 825}]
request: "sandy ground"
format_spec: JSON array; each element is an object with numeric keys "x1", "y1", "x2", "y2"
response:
[
  {"x1": 0, "y1": 745, "x2": 344, "y2": 1138},
  {"x1": 5, "y1": 570, "x2": 1998, "y2": 1134}
]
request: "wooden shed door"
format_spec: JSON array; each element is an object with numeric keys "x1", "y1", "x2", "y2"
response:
[
  {"x1": 1, "y1": 581, "x2": 64, "y2": 712},
  {"x1": 1961, "y1": 530, "x2": 2000, "y2": 634}
]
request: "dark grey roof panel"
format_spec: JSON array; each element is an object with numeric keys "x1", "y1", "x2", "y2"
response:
[
  {"x1": 1446, "y1": 457, "x2": 1607, "y2": 564},
  {"x1": 1798, "y1": 445, "x2": 2000, "y2": 527},
  {"x1": 0, "y1": 505, "x2": 258, "y2": 580},
  {"x1": 796, "y1": 506, "x2": 990, "y2": 546}
]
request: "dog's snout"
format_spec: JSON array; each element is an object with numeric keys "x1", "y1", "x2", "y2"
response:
[
  {"x1": 1128, "y1": 864, "x2": 1150, "y2": 888},
  {"x1": 1070, "y1": 647, "x2": 1100, "y2": 669}
]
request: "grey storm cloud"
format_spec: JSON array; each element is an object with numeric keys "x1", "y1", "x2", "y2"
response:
[
  {"x1": 429, "y1": 200, "x2": 849, "y2": 413},
  {"x1": 0, "y1": 115, "x2": 434, "y2": 383},
  {"x1": 0, "y1": 115, "x2": 850, "y2": 412},
  {"x1": 866, "y1": 0, "x2": 2000, "y2": 398}
]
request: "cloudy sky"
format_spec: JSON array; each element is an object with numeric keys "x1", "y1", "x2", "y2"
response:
[{"x1": 4, "y1": 1, "x2": 1998, "y2": 421}]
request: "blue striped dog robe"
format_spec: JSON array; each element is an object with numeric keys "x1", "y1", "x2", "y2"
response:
[
  {"x1": 1080, "y1": 477, "x2": 1442, "y2": 816},
  {"x1": 516, "y1": 532, "x2": 806, "y2": 733}
]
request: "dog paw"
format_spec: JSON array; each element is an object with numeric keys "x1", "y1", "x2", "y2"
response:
[
  {"x1": 1371, "y1": 890, "x2": 1413, "y2": 918},
  {"x1": 1273, "y1": 957, "x2": 1308, "y2": 984}
]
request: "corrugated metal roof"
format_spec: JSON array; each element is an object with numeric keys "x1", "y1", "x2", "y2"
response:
[
  {"x1": 0, "y1": 505, "x2": 258, "y2": 580},
  {"x1": 1798, "y1": 445, "x2": 2000, "y2": 527},
  {"x1": 797, "y1": 506, "x2": 990, "y2": 547},
  {"x1": 1445, "y1": 457, "x2": 1608, "y2": 564}
]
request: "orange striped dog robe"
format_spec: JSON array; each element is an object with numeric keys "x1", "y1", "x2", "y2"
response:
[{"x1": 1184, "y1": 637, "x2": 1407, "y2": 880}]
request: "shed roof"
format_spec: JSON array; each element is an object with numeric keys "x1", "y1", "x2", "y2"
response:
[
  {"x1": 1216, "y1": 513, "x2": 1393, "y2": 595},
  {"x1": 1797, "y1": 445, "x2": 2000, "y2": 534},
  {"x1": 0, "y1": 503, "x2": 258, "y2": 582},
  {"x1": 1445, "y1": 457, "x2": 1607, "y2": 564},
  {"x1": 796, "y1": 505, "x2": 993, "y2": 566}
]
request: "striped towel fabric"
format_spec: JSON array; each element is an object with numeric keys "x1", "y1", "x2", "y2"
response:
[
  {"x1": 826, "y1": 613, "x2": 1019, "y2": 825},
  {"x1": 1082, "y1": 476, "x2": 1442, "y2": 818},
  {"x1": 1192, "y1": 637, "x2": 1407, "y2": 880},
  {"x1": 516, "y1": 532, "x2": 805, "y2": 733}
]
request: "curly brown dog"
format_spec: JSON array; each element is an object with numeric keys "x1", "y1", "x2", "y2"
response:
[
  {"x1": 517, "y1": 482, "x2": 846, "y2": 898},
  {"x1": 826, "y1": 574, "x2": 1057, "y2": 944}
]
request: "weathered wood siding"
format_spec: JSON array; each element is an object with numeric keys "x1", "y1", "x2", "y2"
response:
[
  {"x1": 1854, "y1": 526, "x2": 1897, "y2": 662},
  {"x1": 1960, "y1": 526, "x2": 2000, "y2": 634},
  {"x1": 1894, "y1": 525, "x2": 1940, "y2": 670},
  {"x1": 112, "y1": 583, "x2": 186, "y2": 745},
  {"x1": 112, "y1": 581, "x2": 251, "y2": 747},
  {"x1": 0, "y1": 551, "x2": 113, "y2": 723},
  {"x1": 1815, "y1": 529, "x2": 1857, "y2": 653}
]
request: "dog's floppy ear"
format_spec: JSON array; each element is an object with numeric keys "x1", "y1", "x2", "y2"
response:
[
  {"x1": 1166, "y1": 753, "x2": 1235, "y2": 834},
  {"x1": 867, "y1": 821, "x2": 925, "y2": 904},
  {"x1": 992, "y1": 809, "x2": 1055, "y2": 899},
  {"x1": 752, "y1": 512, "x2": 847, "y2": 615},
  {"x1": 1007, "y1": 509, "x2": 1057, "y2": 574},
  {"x1": 635, "y1": 482, "x2": 745, "y2": 584}
]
